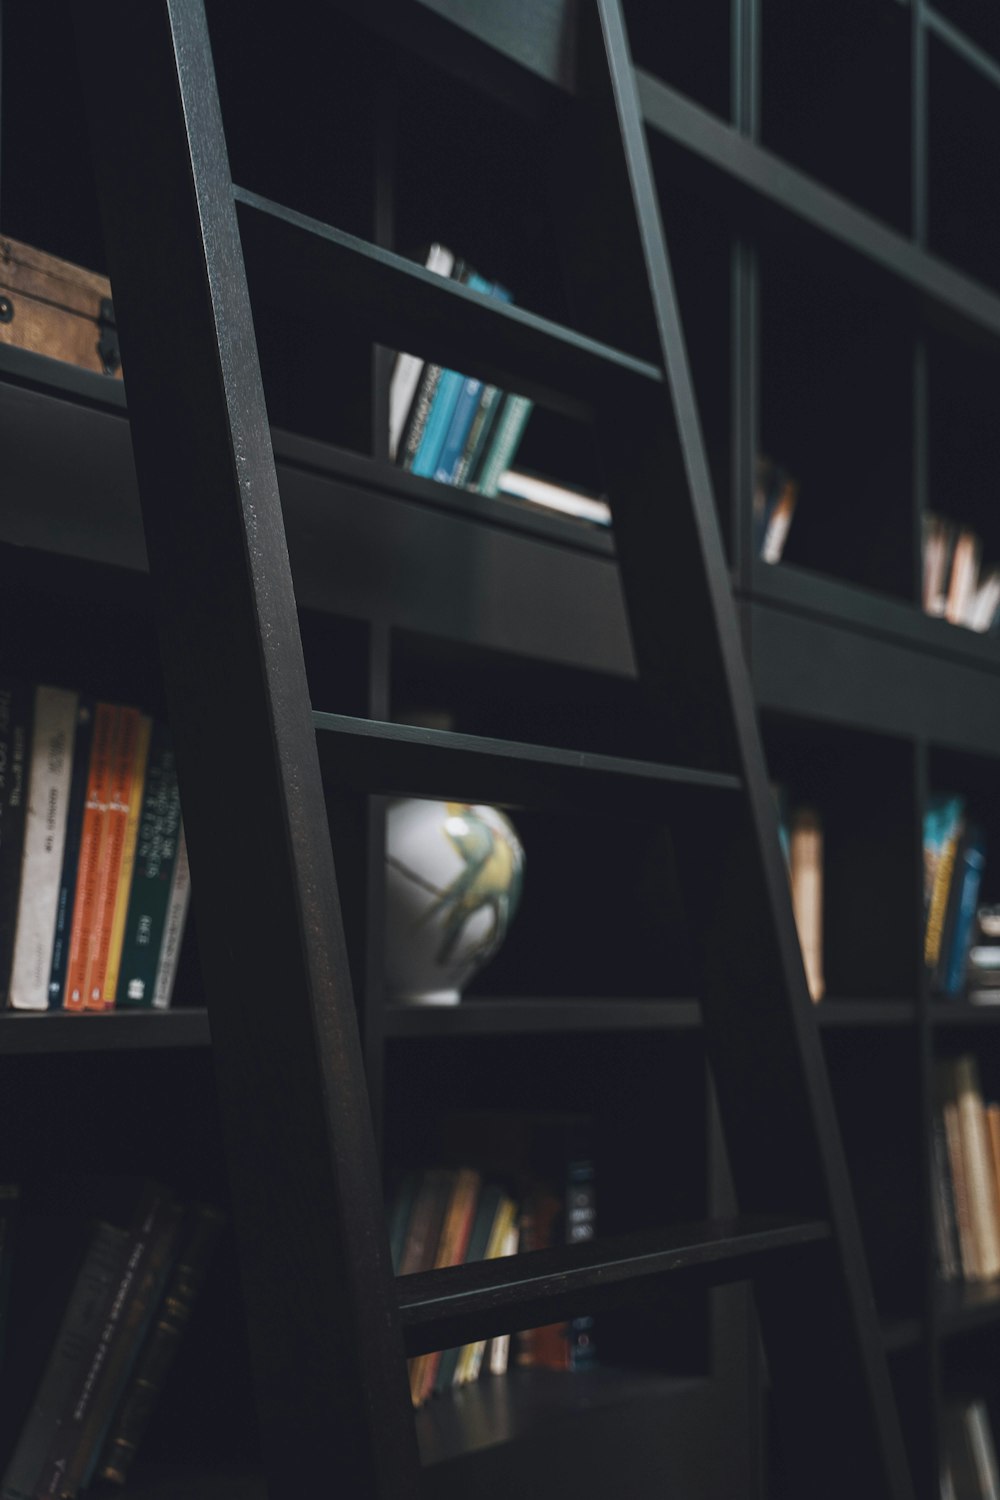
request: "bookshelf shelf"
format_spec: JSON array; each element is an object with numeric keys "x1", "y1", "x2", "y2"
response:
[{"x1": 0, "y1": 1009, "x2": 211, "y2": 1054}]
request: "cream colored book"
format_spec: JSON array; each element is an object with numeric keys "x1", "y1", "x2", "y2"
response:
[
  {"x1": 9, "y1": 686, "x2": 79, "y2": 1010},
  {"x1": 789, "y1": 806, "x2": 824, "y2": 1003}
]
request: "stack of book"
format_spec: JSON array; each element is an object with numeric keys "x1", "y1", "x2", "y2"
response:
[
  {"x1": 0, "y1": 684, "x2": 189, "y2": 1015},
  {"x1": 923, "y1": 515, "x2": 1000, "y2": 632},
  {"x1": 389, "y1": 245, "x2": 533, "y2": 495},
  {"x1": 932, "y1": 1055, "x2": 1000, "y2": 1285},
  {"x1": 968, "y1": 906, "x2": 1000, "y2": 1005},
  {"x1": 941, "y1": 1397, "x2": 1000, "y2": 1500},
  {"x1": 389, "y1": 1117, "x2": 596, "y2": 1407},
  {"x1": 925, "y1": 795, "x2": 987, "y2": 1001},
  {"x1": 1, "y1": 1182, "x2": 224, "y2": 1499}
]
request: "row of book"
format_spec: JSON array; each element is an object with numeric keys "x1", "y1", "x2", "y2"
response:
[
  {"x1": 0, "y1": 684, "x2": 189, "y2": 1013},
  {"x1": 933, "y1": 1055, "x2": 1000, "y2": 1283},
  {"x1": 1, "y1": 1182, "x2": 224, "y2": 1499},
  {"x1": 925, "y1": 795, "x2": 989, "y2": 1001},
  {"x1": 924, "y1": 515, "x2": 1000, "y2": 633},
  {"x1": 389, "y1": 244, "x2": 533, "y2": 495},
  {"x1": 942, "y1": 1397, "x2": 1000, "y2": 1500},
  {"x1": 389, "y1": 1117, "x2": 596, "y2": 1408}
]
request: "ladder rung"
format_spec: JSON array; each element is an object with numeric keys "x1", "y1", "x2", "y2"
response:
[
  {"x1": 397, "y1": 1216, "x2": 830, "y2": 1356},
  {"x1": 313, "y1": 712, "x2": 741, "y2": 813},
  {"x1": 233, "y1": 186, "x2": 662, "y2": 421}
]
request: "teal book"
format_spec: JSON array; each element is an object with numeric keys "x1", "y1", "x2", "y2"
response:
[
  {"x1": 411, "y1": 270, "x2": 491, "y2": 479},
  {"x1": 434, "y1": 282, "x2": 512, "y2": 484},
  {"x1": 474, "y1": 393, "x2": 534, "y2": 497}
]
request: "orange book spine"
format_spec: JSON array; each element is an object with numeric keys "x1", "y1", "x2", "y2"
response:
[
  {"x1": 86, "y1": 706, "x2": 142, "y2": 1011},
  {"x1": 64, "y1": 703, "x2": 117, "y2": 1012}
]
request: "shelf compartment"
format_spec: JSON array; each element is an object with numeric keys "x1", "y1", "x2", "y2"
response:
[
  {"x1": 929, "y1": 36, "x2": 1000, "y2": 297},
  {"x1": 234, "y1": 188, "x2": 661, "y2": 421},
  {"x1": 397, "y1": 1216, "x2": 829, "y2": 1355},
  {"x1": 313, "y1": 712, "x2": 741, "y2": 812},
  {"x1": 759, "y1": 0, "x2": 911, "y2": 233},
  {"x1": 758, "y1": 228, "x2": 915, "y2": 600}
]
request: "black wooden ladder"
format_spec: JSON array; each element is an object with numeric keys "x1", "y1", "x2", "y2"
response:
[{"x1": 77, "y1": 2, "x2": 915, "y2": 1497}]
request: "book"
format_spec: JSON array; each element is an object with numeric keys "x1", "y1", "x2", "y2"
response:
[
  {"x1": 0, "y1": 683, "x2": 31, "y2": 1005},
  {"x1": 63, "y1": 702, "x2": 118, "y2": 1012},
  {"x1": 9, "y1": 686, "x2": 79, "y2": 1010},
  {"x1": 410, "y1": 267, "x2": 486, "y2": 480},
  {"x1": 97, "y1": 1204, "x2": 225, "y2": 1486},
  {"x1": 940, "y1": 825, "x2": 987, "y2": 999},
  {"x1": 117, "y1": 728, "x2": 184, "y2": 1009},
  {"x1": 497, "y1": 470, "x2": 612, "y2": 526},
  {"x1": 151, "y1": 824, "x2": 190, "y2": 1010},
  {"x1": 946, "y1": 1056, "x2": 1000, "y2": 1281},
  {"x1": 37, "y1": 1191, "x2": 182, "y2": 1497},
  {"x1": 387, "y1": 244, "x2": 455, "y2": 461},
  {"x1": 473, "y1": 393, "x2": 534, "y2": 498},
  {"x1": 47, "y1": 701, "x2": 94, "y2": 1008},
  {"x1": 925, "y1": 796, "x2": 966, "y2": 973},
  {"x1": 789, "y1": 805, "x2": 824, "y2": 1003},
  {"x1": 1, "y1": 1220, "x2": 132, "y2": 1500},
  {"x1": 409, "y1": 1167, "x2": 480, "y2": 1405},
  {"x1": 433, "y1": 281, "x2": 512, "y2": 484},
  {"x1": 433, "y1": 1180, "x2": 504, "y2": 1396},
  {"x1": 85, "y1": 705, "x2": 144, "y2": 1010},
  {"x1": 102, "y1": 714, "x2": 152, "y2": 1008}
]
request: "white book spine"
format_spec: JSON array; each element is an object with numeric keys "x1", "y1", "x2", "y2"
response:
[
  {"x1": 9, "y1": 686, "x2": 78, "y2": 1010},
  {"x1": 152, "y1": 824, "x2": 190, "y2": 1010}
]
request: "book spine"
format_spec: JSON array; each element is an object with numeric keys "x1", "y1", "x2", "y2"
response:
[
  {"x1": 434, "y1": 374, "x2": 485, "y2": 484},
  {"x1": 47, "y1": 702, "x2": 94, "y2": 1008},
  {"x1": 565, "y1": 1158, "x2": 596, "y2": 1370},
  {"x1": 35, "y1": 1195, "x2": 181, "y2": 1499},
  {"x1": 388, "y1": 245, "x2": 455, "y2": 459},
  {"x1": 452, "y1": 383, "x2": 501, "y2": 488},
  {"x1": 474, "y1": 394, "x2": 533, "y2": 497},
  {"x1": 63, "y1": 703, "x2": 117, "y2": 1012},
  {"x1": 98, "y1": 1205, "x2": 225, "y2": 1486},
  {"x1": 926, "y1": 804, "x2": 964, "y2": 972},
  {"x1": 102, "y1": 715, "x2": 152, "y2": 1009},
  {"x1": 944, "y1": 829, "x2": 986, "y2": 998},
  {"x1": 0, "y1": 683, "x2": 31, "y2": 1004},
  {"x1": 411, "y1": 366, "x2": 467, "y2": 479},
  {"x1": 0, "y1": 1221, "x2": 130, "y2": 1500},
  {"x1": 398, "y1": 363, "x2": 444, "y2": 470},
  {"x1": 9, "y1": 686, "x2": 79, "y2": 1010},
  {"x1": 117, "y1": 731, "x2": 182, "y2": 1008},
  {"x1": 86, "y1": 707, "x2": 143, "y2": 1010},
  {"x1": 151, "y1": 825, "x2": 190, "y2": 1010}
]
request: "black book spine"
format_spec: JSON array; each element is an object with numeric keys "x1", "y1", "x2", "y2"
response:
[
  {"x1": 0, "y1": 683, "x2": 32, "y2": 1005},
  {"x1": 47, "y1": 701, "x2": 94, "y2": 1009}
]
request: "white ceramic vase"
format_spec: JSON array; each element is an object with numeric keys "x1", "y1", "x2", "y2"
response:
[{"x1": 385, "y1": 798, "x2": 525, "y2": 1005}]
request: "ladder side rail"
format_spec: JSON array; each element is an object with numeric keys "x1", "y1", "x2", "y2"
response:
[
  {"x1": 545, "y1": 3, "x2": 915, "y2": 1494},
  {"x1": 74, "y1": 5, "x2": 420, "y2": 1497}
]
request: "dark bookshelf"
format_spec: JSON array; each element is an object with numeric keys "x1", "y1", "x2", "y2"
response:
[{"x1": 4, "y1": 0, "x2": 1000, "y2": 1496}]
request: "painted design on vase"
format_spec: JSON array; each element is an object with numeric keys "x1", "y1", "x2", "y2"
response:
[{"x1": 385, "y1": 799, "x2": 525, "y2": 1005}]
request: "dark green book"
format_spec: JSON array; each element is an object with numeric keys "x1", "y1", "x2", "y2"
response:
[{"x1": 117, "y1": 725, "x2": 183, "y2": 1009}]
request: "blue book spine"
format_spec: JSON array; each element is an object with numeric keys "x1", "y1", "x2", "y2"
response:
[
  {"x1": 945, "y1": 829, "x2": 986, "y2": 997},
  {"x1": 434, "y1": 282, "x2": 512, "y2": 484},
  {"x1": 412, "y1": 273, "x2": 493, "y2": 479}
]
